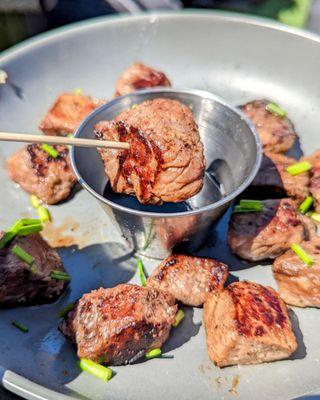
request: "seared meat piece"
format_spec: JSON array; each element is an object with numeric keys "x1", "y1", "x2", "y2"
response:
[
  {"x1": 39, "y1": 92, "x2": 103, "y2": 136},
  {"x1": 114, "y1": 62, "x2": 171, "y2": 97},
  {"x1": 204, "y1": 281, "x2": 297, "y2": 366},
  {"x1": 147, "y1": 254, "x2": 228, "y2": 307},
  {"x1": 60, "y1": 284, "x2": 177, "y2": 365},
  {"x1": 273, "y1": 238, "x2": 320, "y2": 307},
  {"x1": 302, "y1": 150, "x2": 320, "y2": 213},
  {"x1": 228, "y1": 199, "x2": 306, "y2": 262},
  {"x1": 0, "y1": 234, "x2": 67, "y2": 307},
  {"x1": 241, "y1": 100, "x2": 296, "y2": 153},
  {"x1": 7, "y1": 144, "x2": 76, "y2": 204},
  {"x1": 248, "y1": 152, "x2": 309, "y2": 201},
  {"x1": 95, "y1": 98, "x2": 205, "y2": 205}
]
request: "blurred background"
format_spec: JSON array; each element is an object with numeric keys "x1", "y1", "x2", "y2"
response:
[{"x1": 1, "y1": 0, "x2": 320, "y2": 52}]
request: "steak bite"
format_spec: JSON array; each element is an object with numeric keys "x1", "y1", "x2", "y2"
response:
[
  {"x1": 302, "y1": 150, "x2": 320, "y2": 213},
  {"x1": 241, "y1": 100, "x2": 296, "y2": 153},
  {"x1": 60, "y1": 284, "x2": 177, "y2": 365},
  {"x1": 95, "y1": 98, "x2": 205, "y2": 205},
  {"x1": 204, "y1": 281, "x2": 297, "y2": 367},
  {"x1": 248, "y1": 152, "x2": 309, "y2": 201},
  {"x1": 147, "y1": 254, "x2": 228, "y2": 307},
  {"x1": 39, "y1": 92, "x2": 103, "y2": 136},
  {"x1": 114, "y1": 62, "x2": 171, "y2": 97},
  {"x1": 228, "y1": 199, "x2": 306, "y2": 262},
  {"x1": 7, "y1": 144, "x2": 77, "y2": 204},
  {"x1": 273, "y1": 238, "x2": 320, "y2": 308},
  {"x1": 0, "y1": 234, "x2": 68, "y2": 307}
]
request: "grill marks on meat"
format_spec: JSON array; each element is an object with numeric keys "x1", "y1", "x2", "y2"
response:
[
  {"x1": 273, "y1": 238, "x2": 320, "y2": 308},
  {"x1": 248, "y1": 153, "x2": 310, "y2": 201},
  {"x1": 39, "y1": 92, "x2": 104, "y2": 136},
  {"x1": 7, "y1": 144, "x2": 76, "y2": 204},
  {"x1": 147, "y1": 254, "x2": 228, "y2": 306},
  {"x1": 114, "y1": 62, "x2": 171, "y2": 97},
  {"x1": 241, "y1": 100, "x2": 296, "y2": 153},
  {"x1": 60, "y1": 284, "x2": 177, "y2": 365},
  {"x1": 0, "y1": 234, "x2": 67, "y2": 307},
  {"x1": 95, "y1": 98, "x2": 205, "y2": 205},
  {"x1": 228, "y1": 199, "x2": 306, "y2": 261},
  {"x1": 204, "y1": 281, "x2": 297, "y2": 366}
]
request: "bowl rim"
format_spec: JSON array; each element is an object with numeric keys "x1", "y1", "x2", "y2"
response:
[{"x1": 71, "y1": 87, "x2": 262, "y2": 218}]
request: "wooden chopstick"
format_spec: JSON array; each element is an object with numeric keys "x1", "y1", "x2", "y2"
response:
[{"x1": 0, "y1": 132, "x2": 130, "y2": 150}]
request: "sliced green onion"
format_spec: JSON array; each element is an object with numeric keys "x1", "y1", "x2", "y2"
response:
[
  {"x1": 0, "y1": 219, "x2": 43, "y2": 249},
  {"x1": 299, "y1": 196, "x2": 314, "y2": 214},
  {"x1": 11, "y1": 245, "x2": 34, "y2": 265},
  {"x1": 16, "y1": 224, "x2": 43, "y2": 236},
  {"x1": 50, "y1": 270, "x2": 71, "y2": 281},
  {"x1": 310, "y1": 212, "x2": 320, "y2": 223},
  {"x1": 173, "y1": 309, "x2": 185, "y2": 327},
  {"x1": 59, "y1": 302, "x2": 75, "y2": 318},
  {"x1": 286, "y1": 161, "x2": 312, "y2": 176},
  {"x1": 266, "y1": 102, "x2": 286, "y2": 117},
  {"x1": 136, "y1": 258, "x2": 147, "y2": 286},
  {"x1": 12, "y1": 321, "x2": 28, "y2": 333},
  {"x1": 0, "y1": 231, "x2": 16, "y2": 249},
  {"x1": 145, "y1": 348, "x2": 162, "y2": 359},
  {"x1": 41, "y1": 144, "x2": 59, "y2": 158},
  {"x1": 30, "y1": 195, "x2": 41, "y2": 209},
  {"x1": 37, "y1": 206, "x2": 51, "y2": 223},
  {"x1": 239, "y1": 199, "x2": 263, "y2": 211},
  {"x1": 79, "y1": 358, "x2": 113, "y2": 381},
  {"x1": 291, "y1": 243, "x2": 313, "y2": 267},
  {"x1": 233, "y1": 206, "x2": 262, "y2": 214}
]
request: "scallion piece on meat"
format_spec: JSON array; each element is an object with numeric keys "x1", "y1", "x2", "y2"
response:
[
  {"x1": 30, "y1": 195, "x2": 41, "y2": 209},
  {"x1": 12, "y1": 321, "x2": 29, "y2": 333},
  {"x1": 11, "y1": 245, "x2": 34, "y2": 265},
  {"x1": 59, "y1": 302, "x2": 75, "y2": 318},
  {"x1": 291, "y1": 243, "x2": 314, "y2": 267},
  {"x1": 310, "y1": 212, "x2": 320, "y2": 223},
  {"x1": 136, "y1": 258, "x2": 147, "y2": 286},
  {"x1": 79, "y1": 358, "x2": 113, "y2": 381},
  {"x1": 239, "y1": 199, "x2": 263, "y2": 211},
  {"x1": 50, "y1": 270, "x2": 71, "y2": 281},
  {"x1": 41, "y1": 144, "x2": 59, "y2": 158},
  {"x1": 265, "y1": 102, "x2": 286, "y2": 117},
  {"x1": 16, "y1": 224, "x2": 43, "y2": 236},
  {"x1": 173, "y1": 309, "x2": 185, "y2": 327},
  {"x1": 286, "y1": 161, "x2": 312, "y2": 176},
  {"x1": 233, "y1": 206, "x2": 261, "y2": 213},
  {"x1": 298, "y1": 196, "x2": 314, "y2": 214},
  {"x1": 37, "y1": 206, "x2": 51, "y2": 223},
  {"x1": 145, "y1": 348, "x2": 162, "y2": 359},
  {"x1": 0, "y1": 231, "x2": 16, "y2": 249}
]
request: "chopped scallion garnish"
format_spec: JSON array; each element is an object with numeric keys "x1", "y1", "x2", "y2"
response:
[
  {"x1": 30, "y1": 195, "x2": 41, "y2": 209},
  {"x1": 37, "y1": 206, "x2": 51, "y2": 223},
  {"x1": 266, "y1": 102, "x2": 286, "y2": 117},
  {"x1": 173, "y1": 309, "x2": 185, "y2": 327},
  {"x1": 145, "y1": 348, "x2": 162, "y2": 359},
  {"x1": 291, "y1": 243, "x2": 313, "y2": 267},
  {"x1": 11, "y1": 245, "x2": 34, "y2": 265},
  {"x1": 12, "y1": 321, "x2": 28, "y2": 333},
  {"x1": 79, "y1": 358, "x2": 113, "y2": 381},
  {"x1": 136, "y1": 258, "x2": 147, "y2": 286},
  {"x1": 50, "y1": 270, "x2": 71, "y2": 281},
  {"x1": 299, "y1": 196, "x2": 314, "y2": 214},
  {"x1": 59, "y1": 302, "x2": 75, "y2": 318},
  {"x1": 233, "y1": 199, "x2": 263, "y2": 213},
  {"x1": 286, "y1": 161, "x2": 312, "y2": 176},
  {"x1": 41, "y1": 144, "x2": 59, "y2": 158},
  {"x1": 0, "y1": 219, "x2": 43, "y2": 249},
  {"x1": 16, "y1": 224, "x2": 43, "y2": 236},
  {"x1": 310, "y1": 212, "x2": 320, "y2": 223},
  {"x1": 0, "y1": 231, "x2": 16, "y2": 249}
]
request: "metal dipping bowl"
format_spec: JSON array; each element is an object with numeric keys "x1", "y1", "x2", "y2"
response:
[{"x1": 71, "y1": 88, "x2": 262, "y2": 259}]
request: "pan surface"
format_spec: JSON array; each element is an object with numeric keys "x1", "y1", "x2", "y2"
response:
[{"x1": 0, "y1": 10, "x2": 320, "y2": 400}]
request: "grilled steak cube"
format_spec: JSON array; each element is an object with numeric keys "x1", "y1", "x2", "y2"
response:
[
  {"x1": 114, "y1": 62, "x2": 171, "y2": 97},
  {"x1": 302, "y1": 150, "x2": 320, "y2": 213},
  {"x1": 204, "y1": 281, "x2": 297, "y2": 366},
  {"x1": 94, "y1": 98, "x2": 205, "y2": 205},
  {"x1": 39, "y1": 92, "x2": 103, "y2": 136},
  {"x1": 248, "y1": 152, "x2": 309, "y2": 201},
  {"x1": 0, "y1": 234, "x2": 68, "y2": 307},
  {"x1": 60, "y1": 284, "x2": 177, "y2": 365},
  {"x1": 147, "y1": 254, "x2": 228, "y2": 307},
  {"x1": 228, "y1": 199, "x2": 306, "y2": 262},
  {"x1": 273, "y1": 238, "x2": 320, "y2": 307},
  {"x1": 241, "y1": 100, "x2": 296, "y2": 153},
  {"x1": 7, "y1": 144, "x2": 76, "y2": 204}
]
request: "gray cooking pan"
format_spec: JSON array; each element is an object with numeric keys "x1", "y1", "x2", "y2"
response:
[{"x1": 0, "y1": 10, "x2": 320, "y2": 400}]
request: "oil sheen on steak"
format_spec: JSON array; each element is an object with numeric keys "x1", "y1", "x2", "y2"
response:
[
  {"x1": 0, "y1": 233, "x2": 67, "y2": 307},
  {"x1": 94, "y1": 98, "x2": 205, "y2": 204},
  {"x1": 204, "y1": 281, "x2": 297, "y2": 366},
  {"x1": 147, "y1": 254, "x2": 228, "y2": 307},
  {"x1": 60, "y1": 284, "x2": 177, "y2": 365}
]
